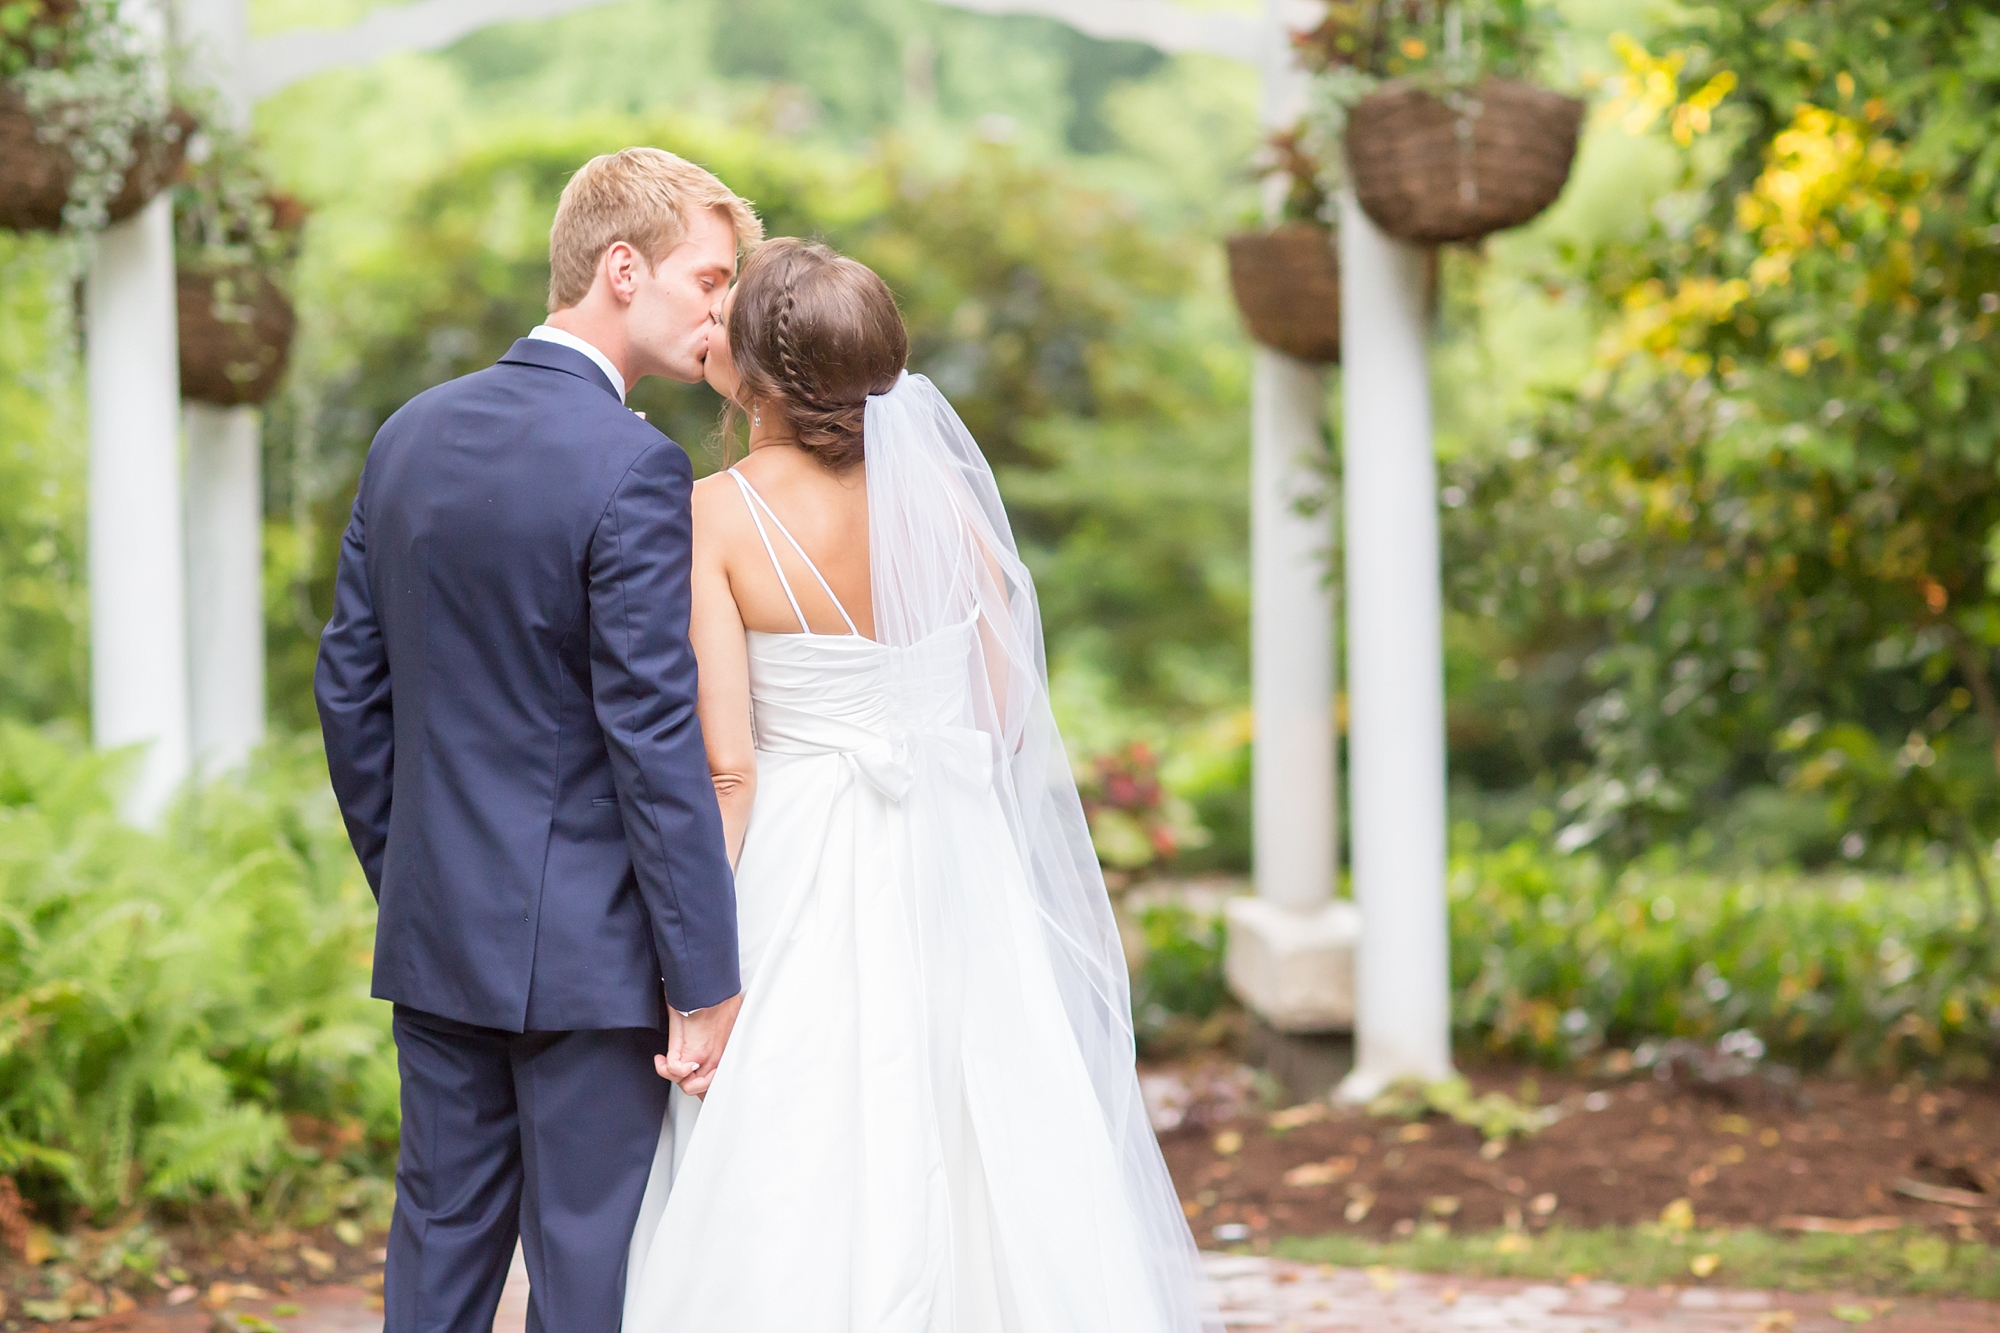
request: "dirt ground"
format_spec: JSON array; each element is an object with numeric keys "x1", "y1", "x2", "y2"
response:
[
  {"x1": 1155, "y1": 1059, "x2": 2000, "y2": 1248},
  {"x1": 6, "y1": 1058, "x2": 1998, "y2": 1327},
  {"x1": 0, "y1": 1220, "x2": 384, "y2": 1328}
]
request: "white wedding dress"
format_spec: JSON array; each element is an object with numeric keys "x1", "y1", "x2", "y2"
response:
[{"x1": 622, "y1": 376, "x2": 1216, "y2": 1333}]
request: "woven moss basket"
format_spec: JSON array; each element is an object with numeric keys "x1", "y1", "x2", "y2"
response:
[
  {"x1": 1226, "y1": 222, "x2": 1342, "y2": 364},
  {"x1": 0, "y1": 90, "x2": 189, "y2": 233},
  {"x1": 1346, "y1": 76, "x2": 1584, "y2": 246},
  {"x1": 178, "y1": 265, "x2": 296, "y2": 406}
]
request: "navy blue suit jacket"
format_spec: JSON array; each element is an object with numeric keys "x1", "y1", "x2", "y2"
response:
[{"x1": 315, "y1": 338, "x2": 740, "y2": 1032}]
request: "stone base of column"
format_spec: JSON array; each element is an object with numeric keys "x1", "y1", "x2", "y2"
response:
[{"x1": 1223, "y1": 896, "x2": 1359, "y2": 1035}]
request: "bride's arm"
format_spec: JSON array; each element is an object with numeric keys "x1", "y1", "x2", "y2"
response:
[{"x1": 690, "y1": 475, "x2": 757, "y2": 868}]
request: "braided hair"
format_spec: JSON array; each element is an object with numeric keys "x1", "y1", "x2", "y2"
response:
[{"x1": 725, "y1": 238, "x2": 908, "y2": 471}]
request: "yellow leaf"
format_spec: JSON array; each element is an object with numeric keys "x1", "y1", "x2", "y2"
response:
[
  {"x1": 1213, "y1": 1130, "x2": 1243, "y2": 1156},
  {"x1": 1283, "y1": 1156, "x2": 1356, "y2": 1188},
  {"x1": 1690, "y1": 1253, "x2": 1722, "y2": 1278},
  {"x1": 23, "y1": 1226, "x2": 55, "y2": 1266},
  {"x1": 1660, "y1": 1197, "x2": 1696, "y2": 1231},
  {"x1": 1268, "y1": 1103, "x2": 1329, "y2": 1131}
]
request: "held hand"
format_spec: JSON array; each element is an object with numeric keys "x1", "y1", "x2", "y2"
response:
[{"x1": 654, "y1": 991, "x2": 744, "y2": 1099}]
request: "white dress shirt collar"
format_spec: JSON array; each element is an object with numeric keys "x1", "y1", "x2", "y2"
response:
[{"x1": 528, "y1": 324, "x2": 627, "y2": 402}]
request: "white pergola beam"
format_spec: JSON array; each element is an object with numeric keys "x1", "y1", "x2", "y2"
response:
[
  {"x1": 927, "y1": 0, "x2": 1259, "y2": 62},
  {"x1": 246, "y1": 0, "x2": 1261, "y2": 100}
]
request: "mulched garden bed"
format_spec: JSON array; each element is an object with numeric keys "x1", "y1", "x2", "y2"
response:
[
  {"x1": 0, "y1": 1216, "x2": 385, "y2": 1329},
  {"x1": 1155, "y1": 1058, "x2": 2000, "y2": 1250}
]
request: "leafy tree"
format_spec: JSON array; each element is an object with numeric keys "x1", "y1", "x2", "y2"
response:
[
  {"x1": 0, "y1": 235, "x2": 86, "y2": 728},
  {"x1": 1451, "y1": 3, "x2": 2000, "y2": 928}
]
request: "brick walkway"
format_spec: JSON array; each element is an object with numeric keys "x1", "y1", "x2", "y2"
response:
[
  {"x1": 1201, "y1": 1256, "x2": 2000, "y2": 1332},
  {"x1": 82, "y1": 1254, "x2": 2000, "y2": 1332}
]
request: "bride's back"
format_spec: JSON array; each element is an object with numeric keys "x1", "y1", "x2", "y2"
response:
[{"x1": 707, "y1": 446, "x2": 874, "y2": 640}]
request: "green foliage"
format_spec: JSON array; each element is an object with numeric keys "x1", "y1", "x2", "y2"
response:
[
  {"x1": 1276, "y1": 1225, "x2": 2000, "y2": 1301},
  {"x1": 0, "y1": 233, "x2": 86, "y2": 728},
  {"x1": 1296, "y1": 0, "x2": 1564, "y2": 85},
  {"x1": 1131, "y1": 904, "x2": 1229, "y2": 1031},
  {"x1": 172, "y1": 119, "x2": 305, "y2": 275},
  {"x1": 0, "y1": 727, "x2": 395, "y2": 1222},
  {"x1": 1450, "y1": 838, "x2": 2000, "y2": 1079},
  {"x1": 1366, "y1": 1075, "x2": 1557, "y2": 1143},
  {"x1": 1439, "y1": 3, "x2": 2000, "y2": 901},
  {"x1": 1, "y1": 0, "x2": 79, "y2": 79}
]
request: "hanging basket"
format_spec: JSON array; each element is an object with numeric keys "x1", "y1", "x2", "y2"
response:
[
  {"x1": 1226, "y1": 222, "x2": 1342, "y2": 364},
  {"x1": 1346, "y1": 77, "x2": 1584, "y2": 246},
  {"x1": 0, "y1": 89, "x2": 190, "y2": 233},
  {"x1": 177, "y1": 265, "x2": 296, "y2": 406}
]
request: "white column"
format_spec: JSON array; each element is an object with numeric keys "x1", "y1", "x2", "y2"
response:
[
  {"x1": 1223, "y1": 348, "x2": 1358, "y2": 1035},
  {"x1": 174, "y1": 0, "x2": 251, "y2": 118},
  {"x1": 1336, "y1": 193, "x2": 1453, "y2": 1096},
  {"x1": 1250, "y1": 349, "x2": 1336, "y2": 910},
  {"x1": 177, "y1": 0, "x2": 266, "y2": 770},
  {"x1": 186, "y1": 405, "x2": 266, "y2": 770},
  {"x1": 88, "y1": 197, "x2": 192, "y2": 826},
  {"x1": 1223, "y1": 0, "x2": 1356, "y2": 1040}
]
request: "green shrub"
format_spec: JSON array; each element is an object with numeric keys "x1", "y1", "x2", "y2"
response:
[
  {"x1": 1451, "y1": 839, "x2": 2000, "y2": 1079},
  {"x1": 1131, "y1": 904, "x2": 1230, "y2": 1039},
  {"x1": 0, "y1": 726, "x2": 394, "y2": 1223}
]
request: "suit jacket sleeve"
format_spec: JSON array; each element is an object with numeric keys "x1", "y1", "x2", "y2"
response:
[
  {"x1": 315, "y1": 479, "x2": 395, "y2": 897},
  {"x1": 588, "y1": 441, "x2": 742, "y2": 1012}
]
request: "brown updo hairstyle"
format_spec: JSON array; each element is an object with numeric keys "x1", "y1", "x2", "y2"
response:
[{"x1": 725, "y1": 237, "x2": 908, "y2": 471}]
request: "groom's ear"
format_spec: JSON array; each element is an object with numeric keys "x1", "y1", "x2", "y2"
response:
[{"x1": 601, "y1": 241, "x2": 644, "y2": 308}]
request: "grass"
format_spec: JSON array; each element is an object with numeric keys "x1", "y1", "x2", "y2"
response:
[{"x1": 1270, "y1": 1226, "x2": 2000, "y2": 1301}]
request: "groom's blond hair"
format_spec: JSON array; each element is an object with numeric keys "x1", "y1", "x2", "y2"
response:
[{"x1": 548, "y1": 147, "x2": 763, "y2": 312}]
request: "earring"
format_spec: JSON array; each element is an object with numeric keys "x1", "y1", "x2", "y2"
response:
[{"x1": 753, "y1": 410, "x2": 761, "y2": 429}]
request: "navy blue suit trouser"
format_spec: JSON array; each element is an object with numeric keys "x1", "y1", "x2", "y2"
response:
[{"x1": 386, "y1": 1006, "x2": 668, "y2": 1333}]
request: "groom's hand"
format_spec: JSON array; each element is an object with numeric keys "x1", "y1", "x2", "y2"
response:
[{"x1": 656, "y1": 991, "x2": 744, "y2": 1099}]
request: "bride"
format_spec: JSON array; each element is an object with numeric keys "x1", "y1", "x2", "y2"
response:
[{"x1": 622, "y1": 237, "x2": 1217, "y2": 1332}]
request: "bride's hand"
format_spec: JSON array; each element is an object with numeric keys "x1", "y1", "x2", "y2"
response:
[{"x1": 655, "y1": 991, "x2": 745, "y2": 1098}]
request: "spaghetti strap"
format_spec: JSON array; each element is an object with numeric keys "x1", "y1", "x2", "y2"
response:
[
  {"x1": 730, "y1": 470, "x2": 862, "y2": 637},
  {"x1": 730, "y1": 471, "x2": 809, "y2": 634}
]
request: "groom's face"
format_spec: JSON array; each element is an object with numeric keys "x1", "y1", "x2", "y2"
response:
[{"x1": 629, "y1": 206, "x2": 739, "y2": 384}]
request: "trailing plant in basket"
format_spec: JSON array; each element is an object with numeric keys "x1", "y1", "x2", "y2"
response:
[
  {"x1": 1296, "y1": 0, "x2": 1562, "y2": 174},
  {"x1": 172, "y1": 119, "x2": 303, "y2": 403},
  {"x1": 2, "y1": 0, "x2": 176, "y2": 232},
  {"x1": 171, "y1": 120, "x2": 302, "y2": 275}
]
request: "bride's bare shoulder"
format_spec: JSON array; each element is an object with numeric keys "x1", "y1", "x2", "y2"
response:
[{"x1": 691, "y1": 469, "x2": 750, "y2": 542}]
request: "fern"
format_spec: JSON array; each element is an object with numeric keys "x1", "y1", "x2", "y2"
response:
[{"x1": 0, "y1": 725, "x2": 395, "y2": 1220}]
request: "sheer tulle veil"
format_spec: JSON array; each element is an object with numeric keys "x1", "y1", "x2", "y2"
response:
[{"x1": 865, "y1": 372, "x2": 1220, "y2": 1331}]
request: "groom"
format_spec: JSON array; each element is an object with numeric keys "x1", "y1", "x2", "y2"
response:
[{"x1": 316, "y1": 149, "x2": 762, "y2": 1333}]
